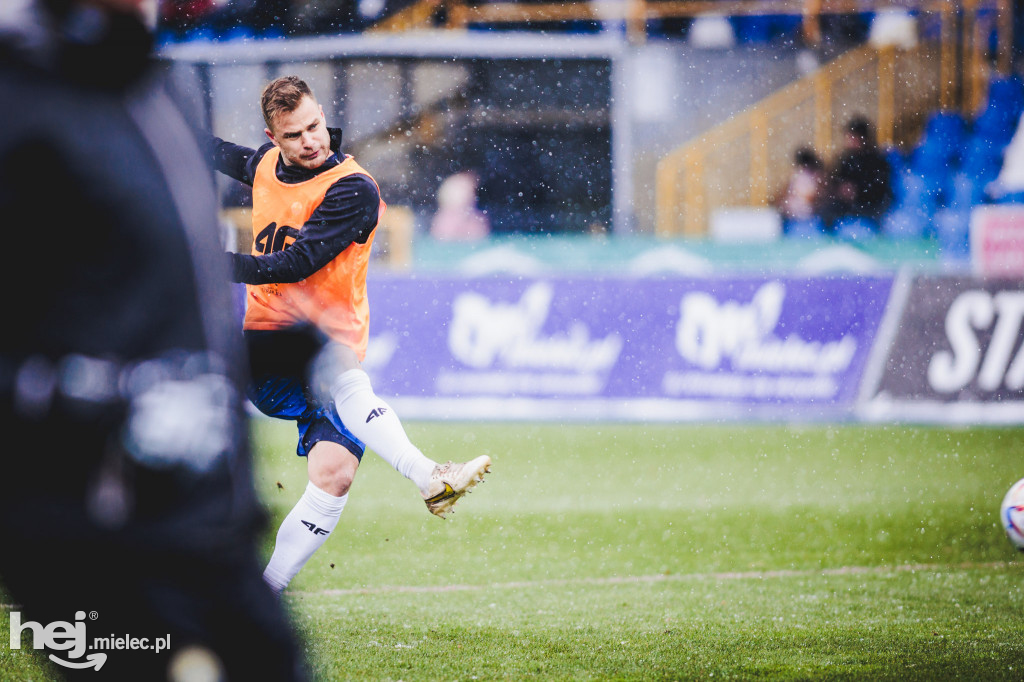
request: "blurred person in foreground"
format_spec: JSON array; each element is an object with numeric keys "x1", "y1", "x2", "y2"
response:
[
  {"x1": 819, "y1": 115, "x2": 893, "y2": 233},
  {"x1": 205, "y1": 75, "x2": 491, "y2": 596},
  {"x1": 0, "y1": 0, "x2": 305, "y2": 679}
]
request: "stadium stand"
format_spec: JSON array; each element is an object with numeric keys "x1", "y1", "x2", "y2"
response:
[
  {"x1": 883, "y1": 74, "x2": 1024, "y2": 256},
  {"x1": 156, "y1": 0, "x2": 900, "y2": 46},
  {"x1": 157, "y1": 0, "x2": 1020, "y2": 271}
]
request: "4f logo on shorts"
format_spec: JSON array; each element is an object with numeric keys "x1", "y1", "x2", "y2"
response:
[
  {"x1": 301, "y1": 521, "x2": 330, "y2": 536},
  {"x1": 366, "y1": 407, "x2": 388, "y2": 423}
]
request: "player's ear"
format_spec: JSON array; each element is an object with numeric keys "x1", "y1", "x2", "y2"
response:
[{"x1": 265, "y1": 127, "x2": 279, "y2": 147}]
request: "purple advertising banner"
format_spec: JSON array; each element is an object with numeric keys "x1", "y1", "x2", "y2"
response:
[{"x1": 362, "y1": 274, "x2": 893, "y2": 421}]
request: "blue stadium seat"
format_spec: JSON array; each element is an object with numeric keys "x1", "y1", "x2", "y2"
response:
[
  {"x1": 730, "y1": 16, "x2": 775, "y2": 43},
  {"x1": 221, "y1": 25, "x2": 257, "y2": 41},
  {"x1": 882, "y1": 206, "x2": 927, "y2": 240},
  {"x1": 155, "y1": 29, "x2": 179, "y2": 46},
  {"x1": 975, "y1": 109, "x2": 1020, "y2": 143},
  {"x1": 894, "y1": 169, "x2": 939, "y2": 217},
  {"x1": 885, "y1": 146, "x2": 906, "y2": 177},
  {"x1": 927, "y1": 110, "x2": 967, "y2": 138},
  {"x1": 948, "y1": 172, "x2": 985, "y2": 210},
  {"x1": 986, "y1": 75, "x2": 1024, "y2": 116},
  {"x1": 890, "y1": 166, "x2": 911, "y2": 205},
  {"x1": 184, "y1": 25, "x2": 216, "y2": 42},
  {"x1": 834, "y1": 216, "x2": 879, "y2": 241},
  {"x1": 784, "y1": 216, "x2": 827, "y2": 239},
  {"x1": 908, "y1": 113, "x2": 966, "y2": 206},
  {"x1": 909, "y1": 145, "x2": 957, "y2": 204},
  {"x1": 934, "y1": 206, "x2": 971, "y2": 262},
  {"x1": 728, "y1": 15, "x2": 803, "y2": 44},
  {"x1": 913, "y1": 111, "x2": 965, "y2": 168},
  {"x1": 960, "y1": 135, "x2": 1005, "y2": 185},
  {"x1": 973, "y1": 76, "x2": 1024, "y2": 142},
  {"x1": 772, "y1": 15, "x2": 803, "y2": 40},
  {"x1": 913, "y1": 111, "x2": 966, "y2": 169}
]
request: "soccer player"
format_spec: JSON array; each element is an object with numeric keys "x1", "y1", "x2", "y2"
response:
[{"x1": 206, "y1": 76, "x2": 491, "y2": 595}]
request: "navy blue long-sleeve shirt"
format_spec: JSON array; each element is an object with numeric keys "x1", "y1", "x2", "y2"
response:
[{"x1": 207, "y1": 130, "x2": 380, "y2": 285}]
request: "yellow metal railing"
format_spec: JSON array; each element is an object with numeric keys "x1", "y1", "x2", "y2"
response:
[
  {"x1": 367, "y1": 0, "x2": 444, "y2": 32},
  {"x1": 655, "y1": 42, "x2": 957, "y2": 237},
  {"x1": 655, "y1": 0, "x2": 1010, "y2": 238}
]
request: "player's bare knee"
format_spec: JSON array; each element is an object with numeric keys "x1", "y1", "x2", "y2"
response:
[
  {"x1": 317, "y1": 469, "x2": 353, "y2": 497},
  {"x1": 307, "y1": 442, "x2": 358, "y2": 497},
  {"x1": 308, "y1": 462, "x2": 354, "y2": 497}
]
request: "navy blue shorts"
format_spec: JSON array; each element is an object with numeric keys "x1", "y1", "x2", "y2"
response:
[{"x1": 244, "y1": 327, "x2": 364, "y2": 459}]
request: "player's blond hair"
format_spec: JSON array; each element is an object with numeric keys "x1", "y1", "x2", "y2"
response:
[{"x1": 260, "y1": 76, "x2": 316, "y2": 132}]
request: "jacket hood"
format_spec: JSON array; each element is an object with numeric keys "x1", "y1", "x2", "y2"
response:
[{"x1": 0, "y1": 0, "x2": 153, "y2": 90}]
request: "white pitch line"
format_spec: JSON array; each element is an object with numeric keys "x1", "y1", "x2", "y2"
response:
[{"x1": 291, "y1": 561, "x2": 1018, "y2": 598}]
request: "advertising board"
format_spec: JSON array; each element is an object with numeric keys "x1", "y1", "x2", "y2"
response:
[
  {"x1": 364, "y1": 274, "x2": 892, "y2": 421},
  {"x1": 859, "y1": 274, "x2": 1024, "y2": 423},
  {"x1": 970, "y1": 204, "x2": 1024, "y2": 277}
]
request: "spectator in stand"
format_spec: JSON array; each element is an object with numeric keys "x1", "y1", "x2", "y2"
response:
[
  {"x1": 430, "y1": 171, "x2": 491, "y2": 241},
  {"x1": 819, "y1": 116, "x2": 893, "y2": 232},
  {"x1": 777, "y1": 146, "x2": 825, "y2": 233}
]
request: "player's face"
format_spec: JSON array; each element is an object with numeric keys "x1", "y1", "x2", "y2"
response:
[{"x1": 266, "y1": 96, "x2": 331, "y2": 170}]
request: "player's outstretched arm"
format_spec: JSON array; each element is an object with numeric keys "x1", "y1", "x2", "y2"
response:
[
  {"x1": 204, "y1": 127, "x2": 342, "y2": 186},
  {"x1": 203, "y1": 133, "x2": 258, "y2": 185}
]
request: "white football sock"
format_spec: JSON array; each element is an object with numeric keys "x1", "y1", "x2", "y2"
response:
[
  {"x1": 330, "y1": 368, "x2": 436, "y2": 495},
  {"x1": 263, "y1": 481, "x2": 347, "y2": 594}
]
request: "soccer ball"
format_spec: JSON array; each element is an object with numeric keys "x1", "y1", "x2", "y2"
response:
[{"x1": 1000, "y1": 477, "x2": 1024, "y2": 551}]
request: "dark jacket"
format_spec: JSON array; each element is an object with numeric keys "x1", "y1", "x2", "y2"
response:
[
  {"x1": 0, "y1": 0, "x2": 261, "y2": 551},
  {"x1": 0, "y1": 6, "x2": 307, "y2": 680}
]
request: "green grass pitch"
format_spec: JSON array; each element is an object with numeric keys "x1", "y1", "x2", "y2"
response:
[{"x1": 4, "y1": 420, "x2": 1024, "y2": 680}]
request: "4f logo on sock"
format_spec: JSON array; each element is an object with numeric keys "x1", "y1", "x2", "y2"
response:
[
  {"x1": 301, "y1": 520, "x2": 330, "y2": 536},
  {"x1": 366, "y1": 406, "x2": 388, "y2": 423}
]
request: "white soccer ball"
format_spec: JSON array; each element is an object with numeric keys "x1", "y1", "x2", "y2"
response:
[{"x1": 1000, "y1": 477, "x2": 1024, "y2": 551}]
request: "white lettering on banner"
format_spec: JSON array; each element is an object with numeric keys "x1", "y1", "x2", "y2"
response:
[
  {"x1": 436, "y1": 370, "x2": 603, "y2": 395},
  {"x1": 662, "y1": 371, "x2": 837, "y2": 399},
  {"x1": 927, "y1": 290, "x2": 1024, "y2": 393},
  {"x1": 448, "y1": 283, "x2": 622, "y2": 373},
  {"x1": 674, "y1": 282, "x2": 856, "y2": 375}
]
